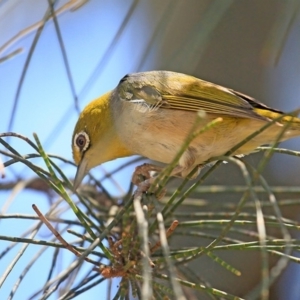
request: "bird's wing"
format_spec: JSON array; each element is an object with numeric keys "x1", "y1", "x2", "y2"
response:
[{"x1": 117, "y1": 71, "x2": 281, "y2": 120}]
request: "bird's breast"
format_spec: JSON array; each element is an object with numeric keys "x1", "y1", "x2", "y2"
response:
[
  {"x1": 111, "y1": 95, "x2": 289, "y2": 169},
  {"x1": 111, "y1": 100, "x2": 246, "y2": 165}
]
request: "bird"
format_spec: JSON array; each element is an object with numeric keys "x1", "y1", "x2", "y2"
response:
[{"x1": 72, "y1": 70, "x2": 300, "y2": 190}]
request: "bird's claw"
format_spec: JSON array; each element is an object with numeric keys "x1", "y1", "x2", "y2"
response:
[
  {"x1": 131, "y1": 163, "x2": 162, "y2": 186},
  {"x1": 132, "y1": 163, "x2": 166, "y2": 199}
]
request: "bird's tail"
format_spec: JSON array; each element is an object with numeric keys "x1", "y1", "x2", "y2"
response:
[{"x1": 255, "y1": 108, "x2": 300, "y2": 138}]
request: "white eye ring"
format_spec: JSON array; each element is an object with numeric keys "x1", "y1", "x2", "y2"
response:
[{"x1": 74, "y1": 131, "x2": 90, "y2": 152}]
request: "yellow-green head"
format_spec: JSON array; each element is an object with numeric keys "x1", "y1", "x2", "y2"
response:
[{"x1": 72, "y1": 91, "x2": 132, "y2": 189}]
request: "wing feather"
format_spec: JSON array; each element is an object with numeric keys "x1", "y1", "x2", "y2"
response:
[{"x1": 117, "y1": 71, "x2": 277, "y2": 120}]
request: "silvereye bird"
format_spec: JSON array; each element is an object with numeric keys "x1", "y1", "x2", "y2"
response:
[{"x1": 72, "y1": 71, "x2": 300, "y2": 189}]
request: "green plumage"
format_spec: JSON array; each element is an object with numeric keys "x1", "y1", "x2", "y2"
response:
[{"x1": 117, "y1": 71, "x2": 291, "y2": 121}]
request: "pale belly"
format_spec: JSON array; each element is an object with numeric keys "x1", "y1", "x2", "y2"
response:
[{"x1": 113, "y1": 105, "x2": 285, "y2": 169}]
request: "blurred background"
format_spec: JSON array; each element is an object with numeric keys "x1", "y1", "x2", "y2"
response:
[{"x1": 1, "y1": 0, "x2": 300, "y2": 299}]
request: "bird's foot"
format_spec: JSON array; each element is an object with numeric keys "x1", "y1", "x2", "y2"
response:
[
  {"x1": 132, "y1": 163, "x2": 162, "y2": 186},
  {"x1": 132, "y1": 163, "x2": 166, "y2": 199}
]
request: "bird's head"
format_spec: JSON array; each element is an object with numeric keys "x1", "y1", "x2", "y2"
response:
[{"x1": 71, "y1": 91, "x2": 132, "y2": 190}]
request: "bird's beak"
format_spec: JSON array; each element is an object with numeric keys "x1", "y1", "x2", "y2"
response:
[{"x1": 73, "y1": 157, "x2": 88, "y2": 191}]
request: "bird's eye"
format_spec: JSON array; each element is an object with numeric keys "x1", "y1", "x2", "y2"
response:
[
  {"x1": 76, "y1": 135, "x2": 86, "y2": 147},
  {"x1": 74, "y1": 131, "x2": 90, "y2": 152}
]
